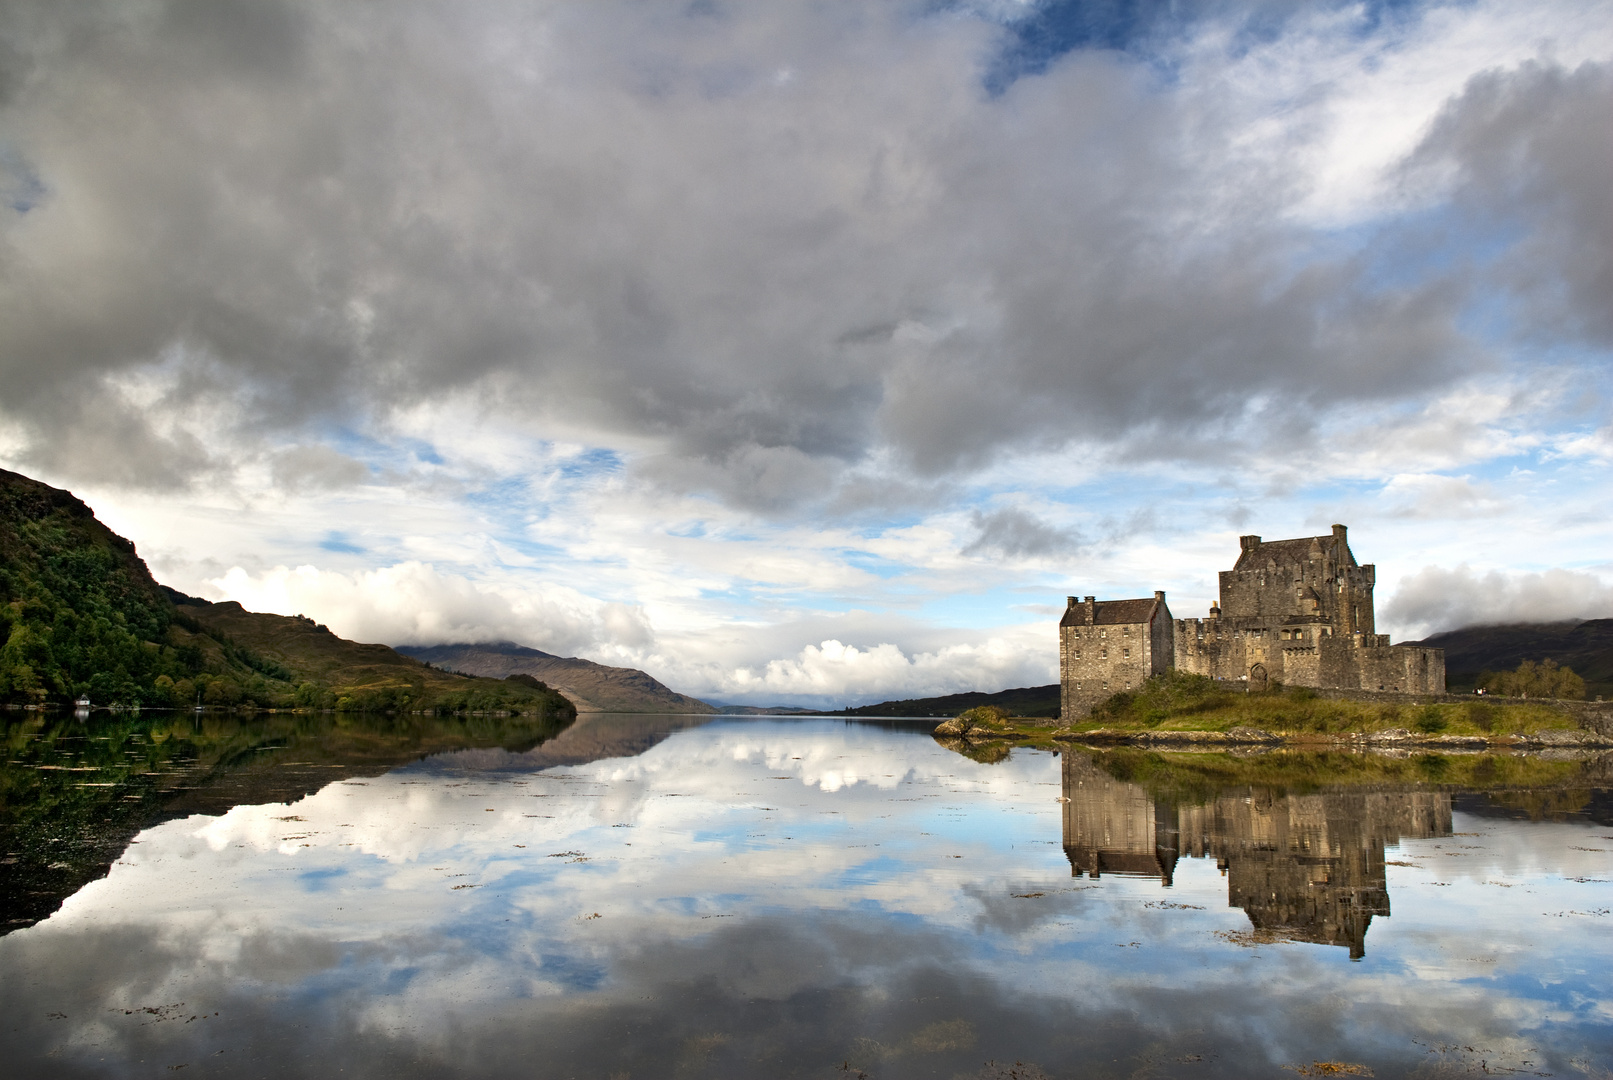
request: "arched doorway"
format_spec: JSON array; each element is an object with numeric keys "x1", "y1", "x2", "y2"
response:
[{"x1": 1248, "y1": 663, "x2": 1269, "y2": 692}]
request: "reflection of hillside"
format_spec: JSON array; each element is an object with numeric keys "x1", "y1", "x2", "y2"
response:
[
  {"x1": 4, "y1": 712, "x2": 713, "y2": 933},
  {"x1": 3, "y1": 711, "x2": 730, "y2": 936},
  {"x1": 1062, "y1": 753, "x2": 1451, "y2": 958}
]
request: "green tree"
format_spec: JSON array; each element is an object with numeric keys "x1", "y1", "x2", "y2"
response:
[
  {"x1": 203, "y1": 677, "x2": 243, "y2": 707},
  {"x1": 1482, "y1": 658, "x2": 1585, "y2": 700}
]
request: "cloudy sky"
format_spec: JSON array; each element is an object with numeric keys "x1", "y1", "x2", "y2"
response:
[{"x1": 2, "y1": 0, "x2": 1611, "y2": 706}]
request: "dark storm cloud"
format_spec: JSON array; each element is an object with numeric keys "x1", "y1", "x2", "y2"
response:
[
  {"x1": 962, "y1": 507, "x2": 1080, "y2": 559},
  {"x1": 0, "y1": 1, "x2": 1589, "y2": 503},
  {"x1": 1406, "y1": 59, "x2": 1613, "y2": 348}
]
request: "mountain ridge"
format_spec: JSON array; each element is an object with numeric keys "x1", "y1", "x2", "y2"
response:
[
  {"x1": 837, "y1": 684, "x2": 1061, "y2": 718},
  {"x1": 399, "y1": 641, "x2": 716, "y2": 714}
]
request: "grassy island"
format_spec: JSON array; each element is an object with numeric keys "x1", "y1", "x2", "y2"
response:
[{"x1": 931, "y1": 671, "x2": 1607, "y2": 757}]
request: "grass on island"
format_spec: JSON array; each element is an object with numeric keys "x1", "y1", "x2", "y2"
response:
[{"x1": 935, "y1": 671, "x2": 1585, "y2": 749}]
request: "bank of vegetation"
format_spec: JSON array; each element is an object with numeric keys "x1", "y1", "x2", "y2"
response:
[{"x1": 1, "y1": 708, "x2": 574, "y2": 934}]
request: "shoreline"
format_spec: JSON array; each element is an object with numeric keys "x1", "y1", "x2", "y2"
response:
[
  {"x1": 1056, "y1": 726, "x2": 1613, "y2": 749},
  {"x1": 934, "y1": 715, "x2": 1613, "y2": 751}
]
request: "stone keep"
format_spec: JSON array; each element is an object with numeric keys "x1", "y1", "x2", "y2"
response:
[
  {"x1": 1058, "y1": 525, "x2": 1445, "y2": 720},
  {"x1": 1059, "y1": 591, "x2": 1174, "y2": 721},
  {"x1": 1172, "y1": 524, "x2": 1443, "y2": 695}
]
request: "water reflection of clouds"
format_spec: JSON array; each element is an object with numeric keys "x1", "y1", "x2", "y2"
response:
[{"x1": 7, "y1": 722, "x2": 1612, "y2": 1078}]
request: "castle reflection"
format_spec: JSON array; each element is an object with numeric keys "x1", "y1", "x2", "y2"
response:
[{"x1": 1061, "y1": 752, "x2": 1451, "y2": 958}]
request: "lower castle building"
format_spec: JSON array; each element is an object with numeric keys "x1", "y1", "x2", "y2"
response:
[
  {"x1": 1059, "y1": 592, "x2": 1174, "y2": 721},
  {"x1": 1060, "y1": 525, "x2": 1444, "y2": 719}
]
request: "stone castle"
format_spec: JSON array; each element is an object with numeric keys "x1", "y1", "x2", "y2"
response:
[{"x1": 1060, "y1": 524, "x2": 1444, "y2": 719}]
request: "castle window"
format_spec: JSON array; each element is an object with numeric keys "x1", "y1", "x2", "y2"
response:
[
  {"x1": 1073, "y1": 650, "x2": 1081, "y2": 659},
  {"x1": 1099, "y1": 629, "x2": 1106, "y2": 638},
  {"x1": 1122, "y1": 648, "x2": 1130, "y2": 658},
  {"x1": 1100, "y1": 649, "x2": 1107, "y2": 659}
]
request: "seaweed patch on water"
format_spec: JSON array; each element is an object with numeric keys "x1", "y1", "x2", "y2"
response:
[
  {"x1": 1214, "y1": 928, "x2": 1292, "y2": 948},
  {"x1": 1285, "y1": 1064, "x2": 1373, "y2": 1077}
]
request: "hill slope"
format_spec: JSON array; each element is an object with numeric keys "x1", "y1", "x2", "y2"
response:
[
  {"x1": 399, "y1": 642, "x2": 715, "y2": 714},
  {"x1": 0, "y1": 467, "x2": 572, "y2": 715},
  {"x1": 1407, "y1": 620, "x2": 1613, "y2": 698},
  {"x1": 172, "y1": 599, "x2": 573, "y2": 714},
  {"x1": 1, "y1": 467, "x2": 196, "y2": 704},
  {"x1": 838, "y1": 684, "x2": 1061, "y2": 718}
]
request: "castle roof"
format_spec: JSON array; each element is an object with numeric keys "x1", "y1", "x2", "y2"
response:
[
  {"x1": 1060, "y1": 596, "x2": 1162, "y2": 628},
  {"x1": 1232, "y1": 532, "x2": 1357, "y2": 572}
]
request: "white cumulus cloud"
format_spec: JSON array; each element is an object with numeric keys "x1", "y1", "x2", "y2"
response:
[{"x1": 209, "y1": 562, "x2": 652, "y2": 657}]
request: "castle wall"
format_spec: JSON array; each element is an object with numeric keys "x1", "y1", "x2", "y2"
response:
[
  {"x1": 1172, "y1": 619, "x2": 1445, "y2": 693},
  {"x1": 1356, "y1": 641, "x2": 1446, "y2": 694},
  {"x1": 1150, "y1": 609, "x2": 1173, "y2": 678}
]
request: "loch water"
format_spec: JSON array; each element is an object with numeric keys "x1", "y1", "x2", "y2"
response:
[{"x1": 1, "y1": 711, "x2": 1611, "y2": 1079}]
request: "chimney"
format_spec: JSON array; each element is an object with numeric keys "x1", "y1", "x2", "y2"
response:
[
  {"x1": 1067, "y1": 595, "x2": 1077, "y2": 608},
  {"x1": 1084, "y1": 595, "x2": 1096, "y2": 624},
  {"x1": 1332, "y1": 523, "x2": 1347, "y2": 546},
  {"x1": 1154, "y1": 590, "x2": 1165, "y2": 603},
  {"x1": 1209, "y1": 601, "x2": 1221, "y2": 619},
  {"x1": 1239, "y1": 535, "x2": 1261, "y2": 554}
]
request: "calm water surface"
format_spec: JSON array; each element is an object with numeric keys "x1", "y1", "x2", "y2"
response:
[{"x1": 2, "y1": 712, "x2": 1611, "y2": 1078}]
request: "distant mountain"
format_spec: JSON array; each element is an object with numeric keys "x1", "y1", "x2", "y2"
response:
[
  {"x1": 837, "y1": 684, "x2": 1061, "y2": 718},
  {"x1": 0, "y1": 466, "x2": 571, "y2": 715},
  {"x1": 1407, "y1": 620, "x2": 1613, "y2": 698},
  {"x1": 712, "y1": 704, "x2": 821, "y2": 715},
  {"x1": 399, "y1": 642, "x2": 716, "y2": 714}
]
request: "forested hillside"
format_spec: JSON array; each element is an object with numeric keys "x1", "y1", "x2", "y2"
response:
[
  {"x1": 0, "y1": 468, "x2": 196, "y2": 705},
  {"x1": 0, "y1": 468, "x2": 573, "y2": 716}
]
